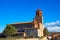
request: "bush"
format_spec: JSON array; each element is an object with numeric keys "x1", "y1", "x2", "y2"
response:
[
  {"x1": 43, "y1": 28, "x2": 50, "y2": 36},
  {"x1": 3, "y1": 25, "x2": 16, "y2": 37}
]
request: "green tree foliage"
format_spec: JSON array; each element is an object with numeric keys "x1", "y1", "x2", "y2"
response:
[
  {"x1": 43, "y1": 28, "x2": 50, "y2": 36},
  {"x1": 3, "y1": 25, "x2": 16, "y2": 37}
]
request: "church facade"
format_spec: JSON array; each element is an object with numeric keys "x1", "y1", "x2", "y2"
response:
[{"x1": 8, "y1": 9, "x2": 44, "y2": 38}]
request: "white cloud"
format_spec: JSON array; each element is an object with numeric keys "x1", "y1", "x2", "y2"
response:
[
  {"x1": 44, "y1": 21, "x2": 60, "y2": 32},
  {"x1": 44, "y1": 21, "x2": 60, "y2": 26},
  {"x1": 47, "y1": 26, "x2": 60, "y2": 32}
]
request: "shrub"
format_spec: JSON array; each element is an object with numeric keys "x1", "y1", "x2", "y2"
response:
[
  {"x1": 43, "y1": 28, "x2": 50, "y2": 36},
  {"x1": 3, "y1": 25, "x2": 16, "y2": 37}
]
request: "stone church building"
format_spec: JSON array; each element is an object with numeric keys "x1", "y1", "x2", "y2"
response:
[{"x1": 8, "y1": 9, "x2": 44, "y2": 38}]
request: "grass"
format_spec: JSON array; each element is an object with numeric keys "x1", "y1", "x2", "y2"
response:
[
  {"x1": 0, "y1": 38, "x2": 16, "y2": 40},
  {"x1": 0, "y1": 37, "x2": 23, "y2": 40},
  {"x1": 0, "y1": 36, "x2": 45, "y2": 40}
]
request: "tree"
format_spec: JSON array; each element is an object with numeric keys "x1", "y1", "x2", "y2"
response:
[
  {"x1": 43, "y1": 28, "x2": 50, "y2": 36},
  {"x1": 3, "y1": 25, "x2": 16, "y2": 37}
]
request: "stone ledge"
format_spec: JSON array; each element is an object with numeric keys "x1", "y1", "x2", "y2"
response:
[{"x1": 16, "y1": 37, "x2": 48, "y2": 40}]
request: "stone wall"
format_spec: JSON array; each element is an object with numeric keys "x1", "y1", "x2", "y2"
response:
[{"x1": 38, "y1": 23, "x2": 44, "y2": 37}]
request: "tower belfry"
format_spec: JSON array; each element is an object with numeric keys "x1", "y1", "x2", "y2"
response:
[
  {"x1": 36, "y1": 9, "x2": 42, "y2": 17},
  {"x1": 35, "y1": 9, "x2": 42, "y2": 24}
]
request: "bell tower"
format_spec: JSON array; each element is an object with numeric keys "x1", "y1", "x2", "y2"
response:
[
  {"x1": 33, "y1": 9, "x2": 44, "y2": 37},
  {"x1": 36, "y1": 9, "x2": 42, "y2": 23}
]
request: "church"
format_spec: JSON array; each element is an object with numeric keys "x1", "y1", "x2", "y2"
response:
[{"x1": 8, "y1": 9, "x2": 44, "y2": 38}]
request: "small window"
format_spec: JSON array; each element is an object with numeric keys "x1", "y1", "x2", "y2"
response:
[{"x1": 17, "y1": 30, "x2": 24, "y2": 32}]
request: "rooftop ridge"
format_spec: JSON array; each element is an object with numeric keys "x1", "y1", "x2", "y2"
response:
[{"x1": 9, "y1": 22, "x2": 33, "y2": 25}]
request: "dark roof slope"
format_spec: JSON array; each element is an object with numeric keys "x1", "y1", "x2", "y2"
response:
[{"x1": 10, "y1": 22, "x2": 33, "y2": 31}]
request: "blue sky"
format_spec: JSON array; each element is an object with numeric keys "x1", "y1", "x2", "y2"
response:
[{"x1": 0, "y1": 0, "x2": 60, "y2": 32}]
